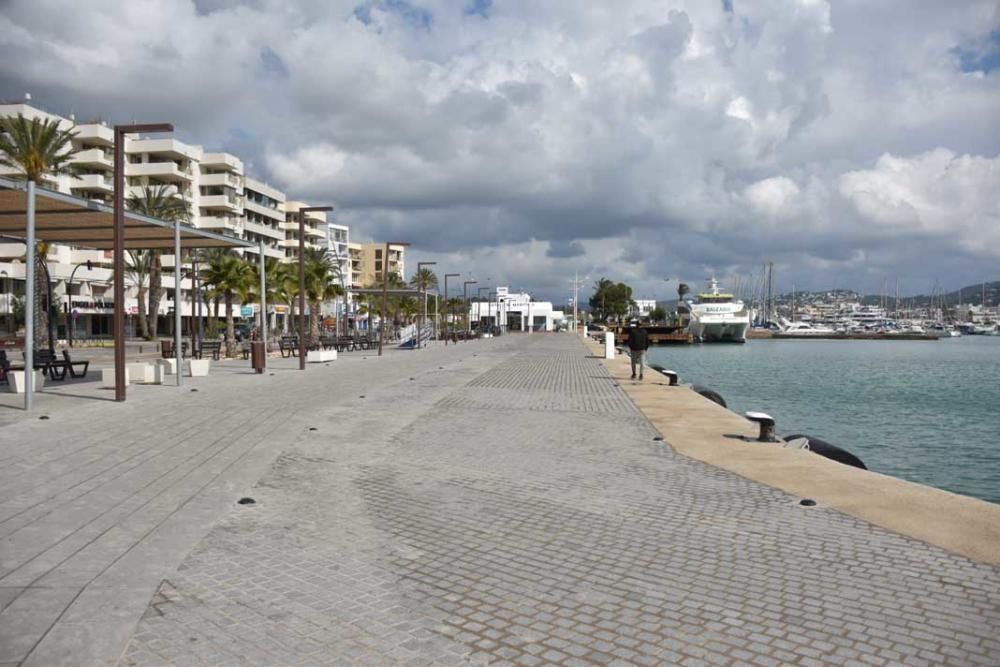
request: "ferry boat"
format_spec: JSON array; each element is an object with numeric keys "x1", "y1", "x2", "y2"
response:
[{"x1": 682, "y1": 278, "x2": 750, "y2": 343}]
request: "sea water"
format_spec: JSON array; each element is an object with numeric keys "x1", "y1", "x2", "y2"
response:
[{"x1": 646, "y1": 336, "x2": 1000, "y2": 504}]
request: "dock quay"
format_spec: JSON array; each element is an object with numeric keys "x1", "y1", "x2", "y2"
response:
[{"x1": 0, "y1": 334, "x2": 997, "y2": 666}]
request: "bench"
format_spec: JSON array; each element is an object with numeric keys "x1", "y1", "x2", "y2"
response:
[
  {"x1": 61, "y1": 350, "x2": 90, "y2": 378},
  {"x1": 196, "y1": 340, "x2": 223, "y2": 360},
  {"x1": 161, "y1": 340, "x2": 189, "y2": 359},
  {"x1": 279, "y1": 337, "x2": 299, "y2": 358},
  {"x1": 33, "y1": 350, "x2": 69, "y2": 381}
]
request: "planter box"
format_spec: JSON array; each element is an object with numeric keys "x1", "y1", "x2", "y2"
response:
[
  {"x1": 7, "y1": 370, "x2": 46, "y2": 394},
  {"x1": 151, "y1": 363, "x2": 167, "y2": 385},
  {"x1": 307, "y1": 349, "x2": 337, "y2": 363},
  {"x1": 101, "y1": 367, "x2": 130, "y2": 389},
  {"x1": 187, "y1": 359, "x2": 210, "y2": 377},
  {"x1": 127, "y1": 362, "x2": 155, "y2": 384},
  {"x1": 159, "y1": 359, "x2": 178, "y2": 375}
]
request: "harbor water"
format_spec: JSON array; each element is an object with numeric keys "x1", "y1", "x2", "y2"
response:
[{"x1": 647, "y1": 336, "x2": 1000, "y2": 504}]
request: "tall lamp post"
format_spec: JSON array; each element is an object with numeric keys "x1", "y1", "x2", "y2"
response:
[
  {"x1": 297, "y1": 205, "x2": 333, "y2": 369},
  {"x1": 66, "y1": 260, "x2": 93, "y2": 348},
  {"x1": 114, "y1": 122, "x2": 173, "y2": 402},
  {"x1": 443, "y1": 273, "x2": 459, "y2": 345},
  {"x1": 463, "y1": 280, "x2": 477, "y2": 335},
  {"x1": 416, "y1": 261, "x2": 436, "y2": 349},
  {"x1": 0, "y1": 270, "x2": 8, "y2": 335},
  {"x1": 378, "y1": 241, "x2": 409, "y2": 357}
]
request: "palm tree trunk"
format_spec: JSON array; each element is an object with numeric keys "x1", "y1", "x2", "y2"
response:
[
  {"x1": 225, "y1": 292, "x2": 236, "y2": 357},
  {"x1": 310, "y1": 300, "x2": 320, "y2": 345},
  {"x1": 33, "y1": 250, "x2": 48, "y2": 350},
  {"x1": 136, "y1": 286, "x2": 149, "y2": 340},
  {"x1": 147, "y1": 252, "x2": 162, "y2": 339}
]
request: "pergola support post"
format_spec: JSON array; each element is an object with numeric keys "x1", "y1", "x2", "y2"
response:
[
  {"x1": 24, "y1": 180, "x2": 35, "y2": 410},
  {"x1": 174, "y1": 221, "x2": 182, "y2": 387},
  {"x1": 259, "y1": 240, "x2": 267, "y2": 364}
]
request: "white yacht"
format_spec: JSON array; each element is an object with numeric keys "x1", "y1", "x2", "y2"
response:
[
  {"x1": 683, "y1": 278, "x2": 750, "y2": 343},
  {"x1": 775, "y1": 319, "x2": 839, "y2": 337}
]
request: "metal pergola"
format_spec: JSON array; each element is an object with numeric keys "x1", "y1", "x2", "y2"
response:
[{"x1": 0, "y1": 175, "x2": 255, "y2": 409}]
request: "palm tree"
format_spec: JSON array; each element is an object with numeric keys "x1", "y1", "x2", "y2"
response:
[
  {"x1": 127, "y1": 184, "x2": 191, "y2": 339},
  {"x1": 0, "y1": 114, "x2": 78, "y2": 349},
  {"x1": 124, "y1": 250, "x2": 152, "y2": 339},
  {"x1": 304, "y1": 257, "x2": 344, "y2": 345},
  {"x1": 201, "y1": 251, "x2": 255, "y2": 357}
]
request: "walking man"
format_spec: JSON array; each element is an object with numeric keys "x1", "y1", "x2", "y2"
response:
[{"x1": 627, "y1": 319, "x2": 650, "y2": 381}]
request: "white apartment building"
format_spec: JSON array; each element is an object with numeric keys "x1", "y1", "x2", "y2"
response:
[
  {"x1": 469, "y1": 290, "x2": 562, "y2": 332},
  {"x1": 0, "y1": 97, "x2": 353, "y2": 339}
]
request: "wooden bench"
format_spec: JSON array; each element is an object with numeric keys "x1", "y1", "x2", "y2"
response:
[
  {"x1": 61, "y1": 350, "x2": 90, "y2": 378},
  {"x1": 196, "y1": 340, "x2": 223, "y2": 360}
]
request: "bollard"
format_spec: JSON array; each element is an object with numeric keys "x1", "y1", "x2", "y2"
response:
[
  {"x1": 745, "y1": 411, "x2": 776, "y2": 442},
  {"x1": 604, "y1": 332, "x2": 615, "y2": 359},
  {"x1": 660, "y1": 369, "x2": 679, "y2": 386}
]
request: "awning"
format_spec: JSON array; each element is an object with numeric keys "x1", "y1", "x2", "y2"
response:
[{"x1": 0, "y1": 176, "x2": 254, "y2": 250}]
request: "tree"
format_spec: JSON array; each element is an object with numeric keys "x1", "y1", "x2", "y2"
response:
[
  {"x1": 127, "y1": 184, "x2": 191, "y2": 339},
  {"x1": 201, "y1": 251, "x2": 255, "y2": 356},
  {"x1": 0, "y1": 114, "x2": 78, "y2": 350},
  {"x1": 589, "y1": 277, "x2": 635, "y2": 322},
  {"x1": 649, "y1": 306, "x2": 667, "y2": 322},
  {"x1": 124, "y1": 250, "x2": 152, "y2": 339},
  {"x1": 303, "y1": 250, "x2": 344, "y2": 345}
]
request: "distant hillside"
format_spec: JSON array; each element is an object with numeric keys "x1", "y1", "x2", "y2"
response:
[{"x1": 775, "y1": 281, "x2": 1000, "y2": 308}]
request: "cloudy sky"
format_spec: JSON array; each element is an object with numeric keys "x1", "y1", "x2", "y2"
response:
[{"x1": 2, "y1": 0, "x2": 999, "y2": 303}]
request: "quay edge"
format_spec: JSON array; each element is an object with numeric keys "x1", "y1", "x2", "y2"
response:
[{"x1": 587, "y1": 335, "x2": 1000, "y2": 566}]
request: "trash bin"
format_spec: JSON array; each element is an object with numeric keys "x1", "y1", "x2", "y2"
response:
[{"x1": 250, "y1": 340, "x2": 266, "y2": 374}]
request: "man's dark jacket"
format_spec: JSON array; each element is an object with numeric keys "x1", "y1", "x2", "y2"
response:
[{"x1": 627, "y1": 327, "x2": 650, "y2": 351}]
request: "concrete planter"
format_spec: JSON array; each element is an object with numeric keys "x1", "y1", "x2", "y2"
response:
[
  {"x1": 127, "y1": 362, "x2": 156, "y2": 384},
  {"x1": 7, "y1": 370, "x2": 46, "y2": 394},
  {"x1": 187, "y1": 359, "x2": 210, "y2": 377},
  {"x1": 159, "y1": 359, "x2": 178, "y2": 375},
  {"x1": 101, "y1": 367, "x2": 130, "y2": 389},
  {"x1": 307, "y1": 349, "x2": 337, "y2": 363},
  {"x1": 151, "y1": 363, "x2": 166, "y2": 385}
]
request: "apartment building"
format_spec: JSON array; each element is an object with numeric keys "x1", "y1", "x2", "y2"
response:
[
  {"x1": 0, "y1": 97, "x2": 390, "y2": 339},
  {"x1": 354, "y1": 243, "x2": 406, "y2": 286}
]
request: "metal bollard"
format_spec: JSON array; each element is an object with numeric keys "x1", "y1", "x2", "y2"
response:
[{"x1": 745, "y1": 411, "x2": 776, "y2": 442}]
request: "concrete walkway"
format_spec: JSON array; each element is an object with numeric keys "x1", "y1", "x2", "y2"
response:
[{"x1": 1, "y1": 335, "x2": 997, "y2": 666}]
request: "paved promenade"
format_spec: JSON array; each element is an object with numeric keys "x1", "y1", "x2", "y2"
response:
[{"x1": 1, "y1": 335, "x2": 997, "y2": 666}]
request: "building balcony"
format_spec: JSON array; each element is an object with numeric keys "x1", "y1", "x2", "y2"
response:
[
  {"x1": 74, "y1": 123, "x2": 114, "y2": 146},
  {"x1": 306, "y1": 226, "x2": 325, "y2": 239},
  {"x1": 200, "y1": 172, "x2": 244, "y2": 190},
  {"x1": 201, "y1": 152, "x2": 243, "y2": 174},
  {"x1": 72, "y1": 173, "x2": 114, "y2": 193},
  {"x1": 199, "y1": 216, "x2": 241, "y2": 233},
  {"x1": 200, "y1": 194, "x2": 243, "y2": 213},
  {"x1": 128, "y1": 161, "x2": 192, "y2": 182},
  {"x1": 243, "y1": 197, "x2": 284, "y2": 220},
  {"x1": 127, "y1": 138, "x2": 200, "y2": 161},
  {"x1": 70, "y1": 148, "x2": 113, "y2": 170},
  {"x1": 244, "y1": 219, "x2": 284, "y2": 241}
]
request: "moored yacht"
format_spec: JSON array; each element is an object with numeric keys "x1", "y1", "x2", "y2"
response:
[
  {"x1": 683, "y1": 278, "x2": 750, "y2": 343},
  {"x1": 775, "y1": 319, "x2": 839, "y2": 337}
]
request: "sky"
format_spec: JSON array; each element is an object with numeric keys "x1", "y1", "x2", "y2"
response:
[{"x1": 1, "y1": 0, "x2": 999, "y2": 304}]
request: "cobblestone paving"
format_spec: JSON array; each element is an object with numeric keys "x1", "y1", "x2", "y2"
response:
[{"x1": 122, "y1": 336, "x2": 1000, "y2": 666}]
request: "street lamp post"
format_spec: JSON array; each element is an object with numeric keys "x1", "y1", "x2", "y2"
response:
[
  {"x1": 66, "y1": 260, "x2": 93, "y2": 348},
  {"x1": 443, "y1": 273, "x2": 459, "y2": 345},
  {"x1": 297, "y1": 205, "x2": 333, "y2": 369},
  {"x1": 378, "y1": 241, "x2": 409, "y2": 357},
  {"x1": 463, "y1": 280, "x2": 477, "y2": 336},
  {"x1": 416, "y1": 261, "x2": 436, "y2": 349},
  {"x1": 114, "y1": 122, "x2": 173, "y2": 402},
  {"x1": 0, "y1": 270, "x2": 8, "y2": 334}
]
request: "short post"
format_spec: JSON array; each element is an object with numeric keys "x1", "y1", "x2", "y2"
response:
[{"x1": 605, "y1": 331, "x2": 615, "y2": 359}]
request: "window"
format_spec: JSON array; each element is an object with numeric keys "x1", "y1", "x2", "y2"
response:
[{"x1": 375, "y1": 249, "x2": 382, "y2": 259}]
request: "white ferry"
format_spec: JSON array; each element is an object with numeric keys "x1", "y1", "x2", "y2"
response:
[{"x1": 682, "y1": 278, "x2": 750, "y2": 343}]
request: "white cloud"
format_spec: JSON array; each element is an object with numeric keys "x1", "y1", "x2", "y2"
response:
[{"x1": 1, "y1": 0, "x2": 999, "y2": 298}]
